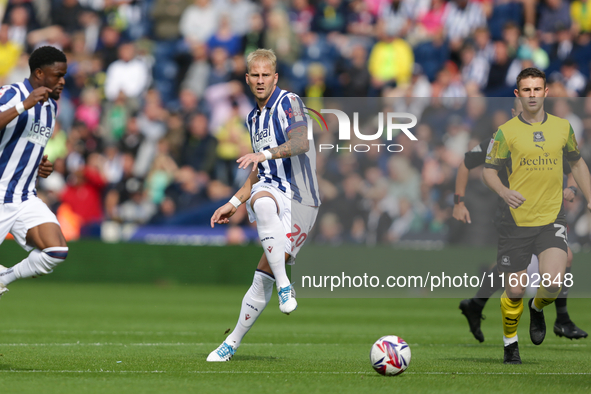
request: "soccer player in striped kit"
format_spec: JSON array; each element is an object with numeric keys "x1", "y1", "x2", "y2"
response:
[
  {"x1": 207, "y1": 49, "x2": 321, "y2": 362},
  {"x1": 0, "y1": 46, "x2": 69, "y2": 298}
]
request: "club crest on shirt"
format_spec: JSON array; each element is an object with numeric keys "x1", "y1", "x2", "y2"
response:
[{"x1": 533, "y1": 131, "x2": 545, "y2": 142}]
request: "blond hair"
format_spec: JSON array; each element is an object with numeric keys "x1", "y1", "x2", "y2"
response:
[{"x1": 246, "y1": 49, "x2": 277, "y2": 73}]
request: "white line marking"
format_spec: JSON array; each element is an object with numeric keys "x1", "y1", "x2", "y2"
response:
[
  {"x1": 0, "y1": 342, "x2": 585, "y2": 348},
  {"x1": 0, "y1": 370, "x2": 588, "y2": 375}
]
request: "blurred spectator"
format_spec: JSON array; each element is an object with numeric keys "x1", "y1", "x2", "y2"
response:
[
  {"x1": 571, "y1": 0, "x2": 591, "y2": 34},
  {"x1": 75, "y1": 87, "x2": 101, "y2": 132},
  {"x1": 289, "y1": 0, "x2": 315, "y2": 35},
  {"x1": 134, "y1": 99, "x2": 168, "y2": 177},
  {"x1": 180, "y1": 0, "x2": 219, "y2": 45},
  {"x1": 265, "y1": 8, "x2": 300, "y2": 67},
  {"x1": 305, "y1": 62, "x2": 332, "y2": 98},
  {"x1": 101, "y1": 91, "x2": 129, "y2": 143},
  {"x1": 207, "y1": 14, "x2": 241, "y2": 56},
  {"x1": 538, "y1": 0, "x2": 571, "y2": 37},
  {"x1": 51, "y1": 0, "x2": 89, "y2": 34},
  {"x1": 214, "y1": 101, "x2": 252, "y2": 187},
  {"x1": 219, "y1": 0, "x2": 256, "y2": 37},
  {"x1": 368, "y1": 21, "x2": 413, "y2": 89},
  {"x1": 377, "y1": 0, "x2": 413, "y2": 39},
  {"x1": 460, "y1": 42, "x2": 489, "y2": 90},
  {"x1": 150, "y1": 0, "x2": 189, "y2": 41},
  {"x1": 204, "y1": 80, "x2": 252, "y2": 136},
  {"x1": 0, "y1": 24, "x2": 21, "y2": 80},
  {"x1": 207, "y1": 47, "x2": 232, "y2": 87},
  {"x1": 96, "y1": 25, "x2": 121, "y2": 70},
  {"x1": 557, "y1": 59, "x2": 587, "y2": 97},
  {"x1": 413, "y1": 0, "x2": 446, "y2": 44},
  {"x1": 180, "y1": 113, "x2": 218, "y2": 176},
  {"x1": 338, "y1": 44, "x2": 371, "y2": 97},
  {"x1": 104, "y1": 41, "x2": 150, "y2": 102},
  {"x1": 242, "y1": 12, "x2": 265, "y2": 56},
  {"x1": 119, "y1": 116, "x2": 144, "y2": 156},
  {"x1": 444, "y1": 0, "x2": 486, "y2": 51},
  {"x1": 61, "y1": 153, "x2": 107, "y2": 226},
  {"x1": 7, "y1": 5, "x2": 30, "y2": 47},
  {"x1": 312, "y1": 0, "x2": 349, "y2": 34},
  {"x1": 146, "y1": 140, "x2": 179, "y2": 205},
  {"x1": 181, "y1": 42, "x2": 211, "y2": 99},
  {"x1": 517, "y1": 34, "x2": 550, "y2": 70}
]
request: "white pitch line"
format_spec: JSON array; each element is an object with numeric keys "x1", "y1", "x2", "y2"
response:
[
  {"x1": 0, "y1": 342, "x2": 586, "y2": 348},
  {"x1": 0, "y1": 370, "x2": 589, "y2": 375}
]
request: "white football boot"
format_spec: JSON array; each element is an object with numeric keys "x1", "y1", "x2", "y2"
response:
[
  {"x1": 206, "y1": 341, "x2": 236, "y2": 362},
  {"x1": 278, "y1": 283, "x2": 297, "y2": 314}
]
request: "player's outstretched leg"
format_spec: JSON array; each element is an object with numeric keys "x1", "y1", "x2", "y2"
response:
[
  {"x1": 0, "y1": 247, "x2": 68, "y2": 299},
  {"x1": 207, "y1": 270, "x2": 275, "y2": 362},
  {"x1": 553, "y1": 267, "x2": 588, "y2": 339},
  {"x1": 252, "y1": 197, "x2": 296, "y2": 314},
  {"x1": 530, "y1": 284, "x2": 561, "y2": 345}
]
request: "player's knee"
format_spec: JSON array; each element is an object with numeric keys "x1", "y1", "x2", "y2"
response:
[
  {"x1": 38, "y1": 246, "x2": 69, "y2": 274},
  {"x1": 506, "y1": 286, "x2": 526, "y2": 300},
  {"x1": 253, "y1": 197, "x2": 278, "y2": 223}
]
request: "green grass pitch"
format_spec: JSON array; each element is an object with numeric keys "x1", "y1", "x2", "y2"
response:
[{"x1": 0, "y1": 282, "x2": 589, "y2": 393}]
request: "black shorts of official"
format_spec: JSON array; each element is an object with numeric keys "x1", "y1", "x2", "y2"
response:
[{"x1": 496, "y1": 219, "x2": 568, "y2": 273}]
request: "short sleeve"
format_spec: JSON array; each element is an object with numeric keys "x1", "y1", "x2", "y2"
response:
[
  {"x1": 0, "y1": 85, "x2": 18, "y2": 112},
  {"x1": 485, "y1": 128, "x2": 510, "y2": 170},
  {"x1": 280, "y1": 93, "x2": 307, "y2": 133},
  {"x1": 464, "y1": 138, "x2": 490, "y2": 170},
  {"x1": 563, "y1": 124, "x2": 581, "y2": 163}
]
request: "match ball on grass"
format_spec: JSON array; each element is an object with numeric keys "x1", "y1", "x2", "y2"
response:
[{"x1": 370, "y1": 335, "x2": 411, "y2": 376}]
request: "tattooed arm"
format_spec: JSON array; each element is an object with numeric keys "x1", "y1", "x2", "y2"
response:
[
  {"x1": 237, "y1": 125, "x2": 310, "y2": 171},
  {"x1": 268, "y1": 125, "x2": 310, "y2": 158}
]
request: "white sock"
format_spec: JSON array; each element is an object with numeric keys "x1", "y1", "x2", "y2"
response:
[
  {"x1": 12, "y1": 247, "x2": 68, "y2": 279},
  {"x1": 0, "y1": 266, "x2": 17, "y2": 286},
  {"x1": 253, "y1": 197, "x2": 289, "y2": 289},
  {"x1": 226, "y1": 270, "x2": 275, "y2": 349},
  {"x1": 503, "y1": 335, "x2": 518, "y2": 347}
]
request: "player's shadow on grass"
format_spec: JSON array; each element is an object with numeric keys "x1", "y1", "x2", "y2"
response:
[
  {"x1": 234, "y1": 355, "x2": 278, "y2": 361},
  {"x1": 197, "y1": 354, "x2": 278, "y2": 362}
]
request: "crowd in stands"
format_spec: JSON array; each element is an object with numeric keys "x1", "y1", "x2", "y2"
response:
[{"x1": 2, "y1": 0, "x2": 591, "y2": 247}]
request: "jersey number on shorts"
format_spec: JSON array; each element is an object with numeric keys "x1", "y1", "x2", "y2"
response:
[
  {"x1": 287, "y1": 224, "x2": 307, "y2": 251},
  {"x1": 554, "y1": 224, "x2": 568, "y2": 245}
]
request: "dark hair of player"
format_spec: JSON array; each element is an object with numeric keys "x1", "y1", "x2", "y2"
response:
[
  {"x1": 516, "y1": 67, "x2": 546, "y2": 89},
  {"x1": 29, "y1": 46, "x2": 67, "y2": 73}
]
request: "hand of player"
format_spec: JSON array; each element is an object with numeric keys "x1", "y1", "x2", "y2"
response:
[
  {"x1": 501, "y1": 189, "x2": 526, "y2": 209},
  {"x1": 452, "y1": 203, "x2": 471, "y2": 224},
  {"x1": 237, "y1": 152, "x2": 266, "y2": 172},
  {"x1": 37, "y1": 155, "x2": 53, "y2": 178},
  {"x1": 210, "y1": 202, "x2": 237, "y2": 228},
  {"x1": 24, "y1": 87, "x2": 52, "y2": 109},
  {"x1": 563, "y1": 188, "x2": 575, "y2": 202}
]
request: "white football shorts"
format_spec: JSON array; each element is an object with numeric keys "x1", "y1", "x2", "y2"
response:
[
  {"x1": 246, "y1": 181, "x2": 318, "y2": 264},
  {"x1": 0, "y1": 196, "x2": 60, "y2": 252}
]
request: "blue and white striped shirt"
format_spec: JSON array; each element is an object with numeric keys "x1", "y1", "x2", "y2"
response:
[
  {"x1": 247, "y1": 87, "x2": 321, "y2": 207},
  {"x1": 0, "y1": 79, "x2": 57, "y2": 204}
]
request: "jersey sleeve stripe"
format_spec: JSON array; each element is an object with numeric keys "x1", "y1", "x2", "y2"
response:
[{"x1": 285, "y1": 120, "x2": 307, "y2": 133}]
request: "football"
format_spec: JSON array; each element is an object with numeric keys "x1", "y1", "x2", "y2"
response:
[{"x1": 370, "y1": 335, "x2": 411, "y2": 376}]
